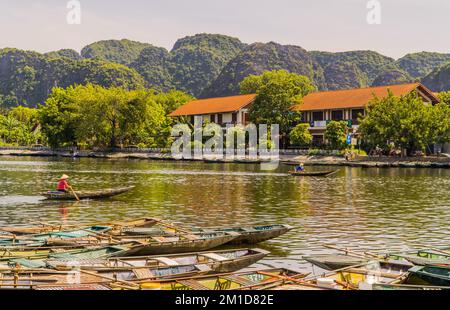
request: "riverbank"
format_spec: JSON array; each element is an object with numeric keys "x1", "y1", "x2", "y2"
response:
[{"x1": 1, "y1": 148, "x2": 449, "y2": 168}]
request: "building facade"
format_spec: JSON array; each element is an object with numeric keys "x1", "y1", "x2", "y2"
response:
[
  {"x1": 290, "y1": 83, "x2": 439, "y2": 145},
  {"x1": 170, "y1": 83, "x2": 440, "y2": 145},
  {"x1": 169, "y1": 94, "x2": 256, "y2": 127}
]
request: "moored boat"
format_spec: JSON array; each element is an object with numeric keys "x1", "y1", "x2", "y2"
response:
[
  {"x1": 134, "y1": 268, "x2": 308, "y2": 290},
  {"x1": 41, "y1": 186, "x2": 134, "y2": 200},
  {"x1": 189, "y1": 225, "x2": 294, "y2": 245},
  {"x1": 405, "y1": 265, "x2": 450, "y2": 287},
  {"x1": 289, "y1": 170, "x2": 338, "y2": 177},
  {"x1": 45, "y1": 248, "x2": 269, "y2": 274}
]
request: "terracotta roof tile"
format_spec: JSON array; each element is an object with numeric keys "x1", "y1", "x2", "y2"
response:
[
  {"x1": 169, "y1": 94, "x2": 256, "y2": 117},
  {"x1": 292, "y1": 83, "x2": 426, "y2": 111}
]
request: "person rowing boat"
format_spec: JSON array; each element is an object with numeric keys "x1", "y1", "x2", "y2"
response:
[
  {"x1": 295, "y1": 163, "x2": 305, "y2": 172},
  {"x1": 57, "y1": 174, "x2": 71, "y2": 192},
  {"x1": 57, "y1": 174, "x2": 79, "y2": 200}
]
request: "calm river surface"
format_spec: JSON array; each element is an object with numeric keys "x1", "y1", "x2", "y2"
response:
[{"x1": 0, "y1": 156, "x2": 449, "y2": 273}]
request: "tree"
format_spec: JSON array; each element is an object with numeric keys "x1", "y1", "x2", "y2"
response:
[
  {"x1": 325, "y1": 121, "x2": 348, "y2": 150},
  {"x1": 358, "y1": 91, "x2": 450, "y2": 155},
  {"x1": 438, "y1": 91, "x2": 450, "y2": 106},
  {"x1": 290, "y1": 123, "x2": 312, "y2": 146},
  {"x1": 38, "y1": 86, "x2": 79, "y2": 148},
  {"x1": 240, "y1": 70, "x2": 315, "y2": 146}
]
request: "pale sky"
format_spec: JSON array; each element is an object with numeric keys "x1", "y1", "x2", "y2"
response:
[{"x1": 0, "y1": 0, "x2": 449, "y2": 59}]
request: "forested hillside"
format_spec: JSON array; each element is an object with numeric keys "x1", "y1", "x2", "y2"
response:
[{"x1": 1, "y1": 34, "x2": 449, "y2": 108}]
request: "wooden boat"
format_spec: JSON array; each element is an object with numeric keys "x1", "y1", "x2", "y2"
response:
[
  {"x1": 41, "y1": 232, "x2": 239, "y2": 256},
  {"x1": 0, "y1": 263, "x2": 212, "y2": 290},
  {"x1": 118, "y1": 232, "x2": 239, "y2": 256},
  {"x1": 289, "y1": 170, "x2": 338, "y2": 177},
  {"x1": 189, "y1": 225, "x2": 294, "y2": 245},
  {"x1": 303, "y1": 254, "x2": 370, "y2": 271},
  {"x1": 386, "y1": 248, "x2": 450, "y2": 267},
  {"x1": 305, "y1": 261, "x2": 412, "y2": 290},
  {"x1": 372, "y1": 283, "x2": 449, "y2": 290},
  {"x1": 45, "y1": 248, "x2": 269, "y2": 274},
  {"x1": 133, "y1": 268, "x2": 308, "y2": 290},
  {"x1": 41, "y1": 186, "x2": 134, "y2": 200},
  {"x1": 405, "y1": 265, "x2": 450, "y2": 286},
  {"x1": 0, "y1": 218, "x2": 159, "y2": 236},
  {"x1": 5, "y1": 244, "x2": 136, "y2": 267}
]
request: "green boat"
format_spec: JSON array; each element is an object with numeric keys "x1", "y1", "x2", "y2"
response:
[{"x1": 405, "y1": 265, "x2": 450, "y2": 286}]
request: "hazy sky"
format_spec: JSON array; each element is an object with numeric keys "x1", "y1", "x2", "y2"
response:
[{"x1": 0, "y1": 0, "x2": 449, "y2": 59}]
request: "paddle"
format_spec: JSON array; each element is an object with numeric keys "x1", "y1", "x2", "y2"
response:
[{"x1": 69, "y1": 186, "x2": 80, "y2": 201}]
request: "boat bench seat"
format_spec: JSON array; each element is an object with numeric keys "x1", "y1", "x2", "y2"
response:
[
  {"x1": 133, "y1": 268, "x2": 154, "y2": 280},
  {"x1": 200, "y1": 253, "x2": 230, "y2": 262},
  {"x1": 177, "y1": 279, "x2": 211, "y2": 290},
  {"x1": 221, "y1": 275, "x2": 256, "y2": 286},
  {"x1": 153, "y1": 257, "x2": 180, "y2": 266}
]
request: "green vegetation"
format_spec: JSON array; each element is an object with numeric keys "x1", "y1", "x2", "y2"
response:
[
  {"x1": 0, "y1": 48, "x2": 145, "y2": 108},
  {"x1": 371, "y1": 69, "x2": 413, "y2": 87},
  {"x1": 202, "y1": 42, "x2": 323, "y2": 98},
  {"x1": 81, "y1": 39, "x2": 153, "y2": 65},
  {"x1": 438, "y1": 91, "x2": 450, "y2": 106},
  {"x1": 396, "y1": 52, "x2": 450, "y2": 79},
  {"x1": 0, "y1": 106, "x2": 41, "y2": 146},
  {"x1": 241, "y1": 70, "x2": 314, "y2": 142},
  {"x1": 37, "y1": 85, "x2": 191, "y2": 149},
  {"x1": 325, "y1": 121, "x2": 348, "y2": 150},
  {"x1": 358, "y1": 92, "x2": 450, "y2": 155},
  {"x1": 45, "y1": 49, "x2": 82, "y2": 61},
  {"x1": 289, "y1": 123, "x2": 312, "y2": 146},
  {"x1": 422, "y1": 63, "x2": 450, "y2": 92},
  {"x1": 311, "y1": 50, "x2": 399, "y2": 89}
]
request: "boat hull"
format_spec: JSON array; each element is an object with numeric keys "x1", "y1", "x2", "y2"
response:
[
  {"x1": 42, "y1": 186, "x2": 134, "y2": 200},
  {"x1": 289, "y1": 170, "x2": 338, "y2": 177}
]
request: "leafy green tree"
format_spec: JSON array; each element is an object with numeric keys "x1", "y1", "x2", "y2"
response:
[
  {"x1": 38, "y1": 86, "x2": 79, "y2": 148},
  {"x1": 289, "y1": 123, "x2": 312, "y2": 146},
  {"x1": 358, "y1": 92, "x2": 450, "y2": 155},
  {"x1": 240, "y1": 70, "x2": 315, "y2": 145},
  {"x1": 438, "y1": 91, "x2": 450, "y2": 106},
  {"x1": 325, "y1": 121, "x2": 348, "y2": 150}
]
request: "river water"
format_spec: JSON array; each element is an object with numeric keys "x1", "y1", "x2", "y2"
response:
[{"x1": 0, "y1": 156, "x2": 449, "y2": 273}]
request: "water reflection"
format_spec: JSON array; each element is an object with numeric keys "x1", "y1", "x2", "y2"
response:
[{"x1": 0, "y1": 156, "x2": 449, "y2": 271}]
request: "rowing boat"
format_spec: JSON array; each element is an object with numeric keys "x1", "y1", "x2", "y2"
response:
[
  {"x1": 305, "y1": 261, "x2": 411, "y2": 290},
  {"x1": 289, "y1": 170, "x2": 338, "y2": 177},
  {"x1": 386, "y1": 248, "x2": 450, "y2": 267},
  {"x1": 41, "y1": 186, "x2": 134, "y2": 200},
  {"x1": 405, "y1": 265, "x2": 450, "y2": 286},
  {"x1": 45, "y1": 248, "x2": 269, "y2": 274},
  {"x1": 303, "y1": 254, "x2": 370, "y2": 271},
  {"x1": 134, "y1": 268, "x2": 308, "y2": 290},
  {"x1": 0, "y1": 218, "x2": 159, "y2": 236},
  {"x1": 189, "y1": 225, "x2": 294, "y2": 245},
  {"x1": 118, "y1": 232, "x2": 239, "y2": 256}
]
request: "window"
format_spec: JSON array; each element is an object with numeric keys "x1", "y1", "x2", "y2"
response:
[
  {"x1": 312, "y1": 111, "x2": 324, "y2": 121},
  {"x1": 210, "y1": 114, "x2": 216, "y2": 123},
  {"x1": 232, "y1": 112, "x2": 237, "y2": 124},
  {"x1": 217, "y1": 114, "x2": 223, "y2": 124},
  {"x1": 331, "y1": 110, "x2": 344, "y2": 121},
  {"x1": 351, "y1": 109, "x2": 365, "y2": 125}
]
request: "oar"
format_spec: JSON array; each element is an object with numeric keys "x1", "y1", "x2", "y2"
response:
[
  {"x1": 69, "y1": 186, "x2": 80, "y2": 201},
  {"x1": 323, "y1": 244, "x2": 378, "y2": 259}
]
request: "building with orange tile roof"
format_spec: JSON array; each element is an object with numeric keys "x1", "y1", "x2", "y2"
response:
[{"x1": 169, "y1": 83, "x2": 439, "y2": 145}]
